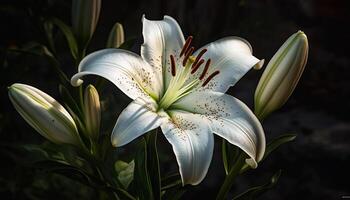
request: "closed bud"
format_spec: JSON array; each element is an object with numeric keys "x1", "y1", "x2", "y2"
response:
[
  {"x1": 254, "y1": 31, "x2": 309, "y2": 120},
  {"x1": 72, "y1": 0, "x2": 101, "y2": 46},
  {"x1": 84, "y1": 85, "x2": 101, "y2": 140},
  {"x1": 8, "y1": 83, "x2": 80, "y2": 145},
  {"x1": 106, "y1": 22, "x2": 125, "y2": 48}
]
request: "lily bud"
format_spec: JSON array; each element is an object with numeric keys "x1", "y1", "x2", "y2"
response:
[
  {"x1": 84, "y1": 85, "x2": 101, "y2": 140},
  {"x1": 254, "y1": 31, "x2": 308, "y2": 120},
  {"x1": 8, "y1": 83, "x2": 80, "y2": 145},
  {"x1": 106, "y1": 22, "x2": 125, "y2": 48},
  {"x1": 72, "y1": 0, "x2": 101, "y2": 46}
]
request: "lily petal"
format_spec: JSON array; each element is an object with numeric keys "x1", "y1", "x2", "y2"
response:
[
  {"x1": 71, "y1": 49, "x2": 162, "y2": 100},
  {"x1": 141, "y1": 15, "x2": 185, "y2": 91},
  {"x1": 161, "y1": 110, "x2": 214, "y2": 185},
  {"x1": 193, "y1": 37, "x2": 264, "y2": 93},
  {"x1": 172, "y1": 91, "x2": 265, "y2": 168},
  {"x1": 111, "y1": 98, "x2": 163, "y2": 147}
]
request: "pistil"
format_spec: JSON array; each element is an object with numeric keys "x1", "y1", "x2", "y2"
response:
[{"x1": 158, "y1": 36, "x2": 220, "y2": 109}]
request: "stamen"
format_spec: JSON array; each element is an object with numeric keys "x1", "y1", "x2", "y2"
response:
[
  {"x1": 170, "y1": 54, "x2": 176, "y2": 76},
  {"x1": 202, "y1": 71, "x2": 220, "y2": 87},
  {"x1": 191, "y1": 59, "x2": 204, "y2": 74},
  {"x1": 199, "y1": 59, "x2": 211, "y2": 80},
  {"x1": 192, "y1": 48, "x2": 207, "y2": 68},
  {"x1": 180, "y1": 36, "x2": 193, "y2": 57},
  {"x1": 182, "y1": 47, "x2": 194, "y2": 66}
]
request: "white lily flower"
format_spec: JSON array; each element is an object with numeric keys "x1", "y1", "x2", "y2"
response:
[{"x1": 71, "y1": 15, "x2": 266, "y2": 185}]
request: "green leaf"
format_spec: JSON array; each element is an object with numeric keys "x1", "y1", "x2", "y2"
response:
[
  {"x1": 222, "y1": 139, "x2": 240, "y2": 175},
  {"x1": 145, "y1": 130, "x2": 161, "y2": 200},
  {"x1": 59, "y1": 84, "x2": 84, "y2": 119},
  {"x1": 43, "y1": 19, "x2": 56, "y2": 54},
  {"x1": 240, "y1": 134, "x2": 296, "y2": 173},
  {"x1": 263, "y1": 134, "x2": 296, "y2": 160},
  {"x1": 232, "y1": 170, "x2": 282, "y2": 200},
  {"x1": 115, "y1": 160, "x2": 135, "y2": 189},
  {"x1": 7, "y1": 43, "x2": 69, "y2": 84},
  {"x1": 21, "y1": 143, "x2": 91, "y2": 170},
  {"x1": 161, "y1": 173, "x2": 181, "y2": 190},
  {"x1": 134, "y1": 138, "x2": 153, "y2": 200},
  {"x1": 161, "y1": 187, "x2": 187, "y2": 200},
  {"x1": 50, "y1": 18, "x2": 79, "y2": 59}
]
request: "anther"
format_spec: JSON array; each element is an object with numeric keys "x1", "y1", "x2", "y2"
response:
[
  {"x1": 170, "y1": 55, "x2": 176, "y2": 76},
  {"x1": 199, "y1": 59, "x2": 211, "y2": 80},
  {"x1": 182, "y1": 47, "x2": 194, "y2": 66},
  {"x1": 180, "y1": 36, "x2": 193, "y2": 57},
  {"x1": 202, "y1": 71, "x2": 220, "y2": 87},
  {"x1": 192, "y1": 48, "x2": 207, "y2": 68},
  {"x1": 191, "y1": 59, "x2": 204, "y2": 74}
]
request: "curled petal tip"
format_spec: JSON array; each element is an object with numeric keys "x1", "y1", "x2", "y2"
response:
[
  {"x1": 71, "y1": 76, "x2": 84, "y2": 87},
  {"x1": 254, "y1": 59, "x2": 265, "y2": 70}
]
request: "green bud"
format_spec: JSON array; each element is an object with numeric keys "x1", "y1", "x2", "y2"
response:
[
  {"x1": 8, "y1": 83, "x2": 80, "y2": 145},
  {"x1": 106, "y1": 22, "x2": 125, "y2": 48},
  {"x1": 254, "y1": 31, "x2": 309, "y2": 120},
  {"x1": 72, "y1": 0, "x2": 101, "y2": 47},
  {"x1": 84, "y1": 85, "x2": 101, "y2": 140}
]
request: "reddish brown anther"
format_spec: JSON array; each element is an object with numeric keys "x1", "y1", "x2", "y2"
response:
[
  {"x1": 191, "y1": 59, "x2": 204, "y2": 74},
  {"x1": 170, "y1": 55, "x2": 176, "y2": 76},
  {"x1": 202, "y1": 71, "x2": 220, "y2": 87},
  {"x1": 192, "y1": 48, "x2": 207, "y2": 68},
  {"x1": 199, "y1": 59, "x2": 211, "y2": 80},
  {"x1": 182, "y1": 47, "x2": 194, "y2": 66},
  {"x1": 180, "y1": 36, "x2": 193, "y2": 57}
]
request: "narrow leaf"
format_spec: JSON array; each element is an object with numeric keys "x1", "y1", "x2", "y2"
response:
[
  {"x1": 222, "y1": 139, "x2": 240, "y2": 175},
  {"x1": 233, "y1": 170, "x2": 282, "y2": 200},
  {"x1": 50, "y1": 18, "x2": 79, "y2": 59},
  {"x1": 146, "y1": 130, "x2": 161, "y2": 200},
  {"x1": 240, "y1": 134, "x2": 296, "y2": 173},
  {"x1": 134, "y1": 138, "x2": 153, "y2": 200},
  {"x1": 263, "y1": 134, "x2": 296, "y2": 160}
]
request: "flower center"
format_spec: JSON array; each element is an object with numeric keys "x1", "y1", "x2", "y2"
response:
[{"x1": 158, "y1": 36, "x2": 220, "y2": 110}]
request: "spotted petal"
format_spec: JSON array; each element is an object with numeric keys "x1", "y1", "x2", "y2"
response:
[
  {"x1": 172, "y1": 91, "x2": 265, "y2": 167},
  {"x1": 111, "y1": 98, "x2": 163, "y2": 147},
  {"x1": 161, "y1": 110, "x2": 214, "y2": 185},
  {"x1": 193, "y1": 37, "x2": 264, "y2": 93},
  {"x1": 141, "y1": 15, "x2": 185, "y2": 91},
  {"x1": 71, "y1": 49, "x2": 162, "y2": 100}
]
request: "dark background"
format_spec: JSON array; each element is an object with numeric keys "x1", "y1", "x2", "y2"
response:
[{"x1": 1, "y1": 0, "x2": 349, "y2": 199}]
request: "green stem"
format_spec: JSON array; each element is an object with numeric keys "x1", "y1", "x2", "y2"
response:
[{"x1": 216, "y1": 152, "x2": 246, "y2": 200}]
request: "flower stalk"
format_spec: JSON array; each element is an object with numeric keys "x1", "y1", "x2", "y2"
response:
[{"x1": 216, "y1": 152, "x2": 246, "y2": 200}]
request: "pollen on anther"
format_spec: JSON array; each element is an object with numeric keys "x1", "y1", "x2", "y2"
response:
[
  {"x1": 180, "y1": 36, "x2": 193, "y2": 57},
  {"x1": 170, "y1": 55, "x2": 176, "y2": 76},
  {"x1": 191, "y1": 59, "x2": 204, "y2": 74},
  {"x1": 202, "y1": 70, "x2": 220, "y2": 87},
  {"x1": 199, "y1": 59, "x2": 211, "y2": 80}
]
